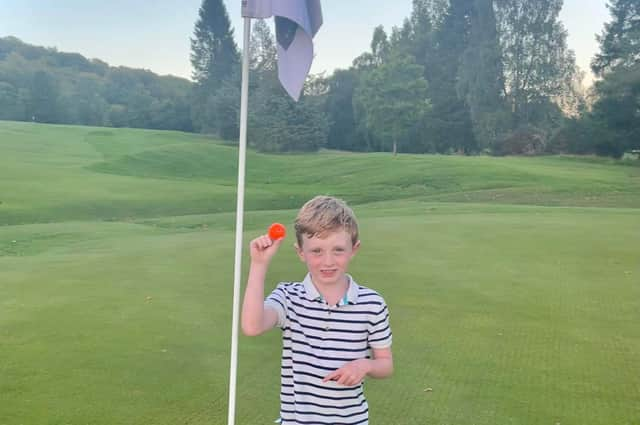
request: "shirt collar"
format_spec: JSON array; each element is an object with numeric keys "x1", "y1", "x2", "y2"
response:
[{"x1": 302, "y1": 273, "x2": 359, "y2": 305}]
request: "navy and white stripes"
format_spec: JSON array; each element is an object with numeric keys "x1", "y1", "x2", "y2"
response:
[{"x1": 265, "y1": 274, "x2": 392, "y2": 425}]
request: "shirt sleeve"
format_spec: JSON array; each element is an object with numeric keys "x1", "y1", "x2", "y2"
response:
[
  {"x1": 368, "y1": 299, "x2": 392, "y2": 349},
  {"x1": 264, "y1": 283, "x2": 288, "y2": 329}
]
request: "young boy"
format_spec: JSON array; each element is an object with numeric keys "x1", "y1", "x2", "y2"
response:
[{"x1": 241, "y1": 195, "x2": 393, "y2": 425}]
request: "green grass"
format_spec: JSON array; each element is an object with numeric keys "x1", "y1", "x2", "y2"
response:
[{"x1": 1, "y1": 120, "x2": 639, "y2": 424}]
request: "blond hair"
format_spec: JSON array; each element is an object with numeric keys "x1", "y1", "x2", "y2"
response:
[{"x1": 294, "y1": 196, "x2": 359, "y2": 247}]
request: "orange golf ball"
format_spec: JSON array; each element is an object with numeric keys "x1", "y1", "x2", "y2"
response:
[{"x1": 268, "y1": 223, "x2": 286, "y2": 240}]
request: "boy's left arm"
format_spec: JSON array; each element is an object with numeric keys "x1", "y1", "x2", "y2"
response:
[
  {"x1": 367, "y1": 346, "x2": 393, "y2": 378},
  {"x1": 324, "y1": 297, "x2": 393, "y2": 386},
  {"x1": 322, "y1": 347, "x2": 393, "y2": 386}
]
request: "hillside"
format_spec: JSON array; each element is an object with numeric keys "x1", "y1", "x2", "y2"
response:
[
  {"x1": 1, "y1": 120, "x2": 638, "y2": 227},
  {"x1": 0, "y1": 37, "x2": 192, "y2": 130}
]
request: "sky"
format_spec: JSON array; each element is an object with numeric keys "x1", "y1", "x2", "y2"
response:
[{"x1": 1, "y1": 0, "x2": 610, "y2": 86}]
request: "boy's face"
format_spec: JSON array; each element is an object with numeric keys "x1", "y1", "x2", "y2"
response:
[{"x1": 295, "y1": 229, "x2": 360, "y2": 288}]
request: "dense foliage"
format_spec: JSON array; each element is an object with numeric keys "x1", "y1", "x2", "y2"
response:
[
  {"x1": 0, "y1": 36, "x2": 193, "y2": 131},
  {"x1": 1, "y1": 0, "x2": 637, "y2": 157}
]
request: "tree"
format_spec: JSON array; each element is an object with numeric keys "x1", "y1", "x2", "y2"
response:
[
  {"x1": 458, "y1": 0, "x2": 508, "y2": 151},
  {"x1": 249, "y1": 87, "x2": 329, "y2": 152},
  {"x1": 0, "y1": 36, "x2": 193, "y2": 131},
  {"x1": 586, "y1": 0, "x2": 640, "y2": 157},
  {"x1": 250, "y1": 19, "x2": 277, "y2": 75},
  {"x1": 411, "y1": 0, "x2": 450, "y2": 31},
  {"x1": 552, "y1": 0, "x2": 639, "y2": 158},
  {"x1": 28, "y1": 71, "x2": 59, "y2": 123},
  {"x1": 0, "y1": 81, "x2": 26, "y2": 120},
  {"x1": 71, "y1": 75, "x2": 108, "y2": 126},
  {"x1": 190, "y1": 0, "x2": 239, "y2": 85},
  {"x1": 249, "y1": 18, "x2": 279, "y2": 101},
  {"x1": 209, "y1": 73, "x2": 240, "y2": 139},
  {"x1": 495, "y1": 0, "x2": 579, "y2": 130},
  {"x1": 354, "y1": 53, "x2": 429, "y2": 154},
  {"x1": 429, "y1": 0, "x2": 478, "y2": 153},
  {"x1": 591, "y1": 0, "x2": 640, "y2": 76},
  {"x1": 190, "y1": 0, "x2": 240, "y2": 133},
  {"x1": 590, "y1": 65, "x2": 640, "y2": 157},
  {"x1": 325, "y1": 69, "x2": 366, "y2": 151},
  {"x1": 405, "y1": 1, "x2": 438, "y2": 67},
  {"x1": 246, "y1": 22, "x2": 328, "y2": 152},
  {"x1": 370, "y1": 26, "x2": 391, "y2": 65}
]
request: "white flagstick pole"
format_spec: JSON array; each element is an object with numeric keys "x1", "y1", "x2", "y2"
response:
[{"x1": 228, "y1": 16, "x2": 251, "y2": 425}]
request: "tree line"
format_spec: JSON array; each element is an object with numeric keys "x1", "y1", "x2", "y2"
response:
[
  {"x1": 0, "y1": 36, "x2": 193, "y2": 131},
  {"x1": 1, "y1": 0, "x2": 638, "y2": 158},
  {"x1": 191, "y1": 0, "x2": 639, "y2": 158}
]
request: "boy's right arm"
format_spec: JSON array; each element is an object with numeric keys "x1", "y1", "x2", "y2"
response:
[{"x1": 241, "y1": 234, "x2": 283, "y2": 336}]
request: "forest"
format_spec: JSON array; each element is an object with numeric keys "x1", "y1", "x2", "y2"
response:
[{"x1": 1, "y1": 0, "x2": 638, "y2": 158}]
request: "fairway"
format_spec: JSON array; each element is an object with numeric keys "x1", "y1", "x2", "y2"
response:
[{"x1": 1, "y1": 121, "x2": 639, "y2": 425}]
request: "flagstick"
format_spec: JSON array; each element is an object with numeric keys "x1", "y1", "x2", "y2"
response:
[{"x1": 228, "y1": 16, "x2": 251, "y2": 425}]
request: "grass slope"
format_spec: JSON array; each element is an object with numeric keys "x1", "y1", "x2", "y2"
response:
[
  {"x1": 1, "y1": 121, "x2": 639, "y2": 425},
  {"x1": 2, "y1": 121, "x2": 639, "y2": 226}
]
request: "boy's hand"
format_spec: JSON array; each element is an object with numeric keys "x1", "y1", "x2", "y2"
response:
[
  {"x1": 249, "y1": 234, "x2": 284, "y2": 265},
  {"x1": 322, "y1": 359, "x2": 371, "y2": 386}
]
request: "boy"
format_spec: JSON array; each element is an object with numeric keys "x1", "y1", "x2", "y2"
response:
[{"x1": 241, "y1": 195, "x2": 393, "y2": 425}]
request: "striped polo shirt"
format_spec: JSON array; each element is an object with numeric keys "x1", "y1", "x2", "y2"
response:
[{"x1": 265, "y1": 273, "x2": 393, "y2": 425}]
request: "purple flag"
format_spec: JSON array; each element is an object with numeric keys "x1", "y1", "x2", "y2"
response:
[{"x1": 242, "y1": 0, "x2": 323, "y2": 101}]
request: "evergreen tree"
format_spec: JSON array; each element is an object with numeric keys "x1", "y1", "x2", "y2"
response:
[
  {"x1": 246, "y1": 22, "x2": 328, "y2": 152},
  {"x1": 391, "y1": 1, "x2": 440, "y2": 153},
  {"x1": 406, "y1": 0, "x2": 437, "y2": 67},
  {"x1": 585, "y1": 0, "x2": 640, "y2": 157},
  {"x1": 429, "y1": 0, "x2": 477, "y2": 153},
  {"x1": 190, "y1": 0, "x2": 239, "y2": 85},
  {"x1": 591, "y1": 0, "x2": 640, "y2": 76},
  {"x1": 590, "y1": 63, "x2": 640, "y2": 157},
  {"x1": 190, "y1": 0, "x2": 240, "y2": 134},
  {"x1": 249, "y1": 85, "x2": 329, "y2": 152},
  {"x1": 210, "y1": 73, "x2": 241, "y2": 139},
  {"x1": 458, "y1": 0, "x2": 508, "y2": 151},
  {"x1": 324, "y1": 69, "x2": 365, "y2": 151}
]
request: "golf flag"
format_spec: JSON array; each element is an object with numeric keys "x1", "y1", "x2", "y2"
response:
[
  {"x1": 228, "y1": 4, "x2": 322, "y2": 424},
  {"x1": 242, "y1": 0, "x2": 323, "y2": 101}
]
